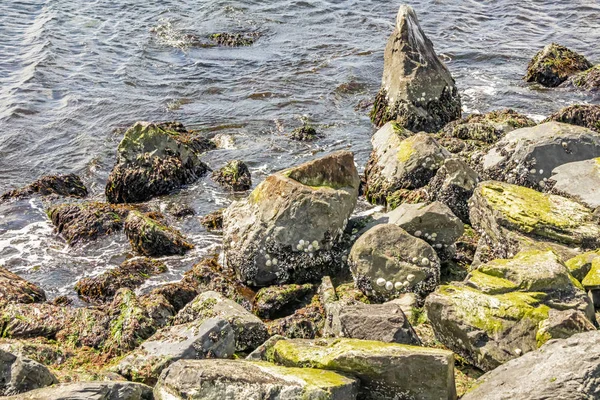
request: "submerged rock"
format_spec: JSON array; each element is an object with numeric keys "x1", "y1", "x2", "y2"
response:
[
  {"x1": 524, "y1": 43, "x2": 592, "y2": 87},
  {"x1": 545, "y1": 104, "x2": 600, "y2": 133},
  {"x1": 562, "y1": 64, "x2": 600, "y2": 91},
  {"x1": 253, "y1": 283, "x2": 316, "y2": 320},
  {"x1": 124, "y1": 210, "x2": 194, "y2": 256},
  {"x1": 106, "y1": 122, "x2": 210, "y2": 203},
  {"x1": 212, "y1": 160, "x2": 252, "y2": 191},
  {"x1": 0, "y1": 267, "x2": 46, "y2": 304},
  {"x1": 200, "y1": 208, "x2": 224, "y2": 231},
  {"x1": 290, "y1": 124, "x2": 321, "y2": 141},
  {"x1": 371, "y1": 5, "x2": 461, "y2": 132},
  {"x1": 0, "y1": 349, "x2": 57, "y2": 396},
  {"x1": 209, "y1": 32, "x2": 260, "y2": 47},
  {"x1": 547, "y1": 157, "x2": 600, "y2": 209},
  {"x1": 2, "y1": 381, "x2": 153, "y2": 400},
  {"x1": 223, "y1": 151, "x2": 360, "y2": 286},
  {"x1": 0, "y1": 174, "x2": 87, "y2": 202},
  {"x1": 154, "y1": 359, "x2": 359, "y2": 400},
  {"x1": 461, "y1": 331, "x2": 600, "y2": 400}
]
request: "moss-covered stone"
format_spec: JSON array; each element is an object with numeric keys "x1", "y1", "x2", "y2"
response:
[
  {"x1": 290, "y1": 124, "x2": 321, "y2": 141},
  {"x1": 563, "y1": 64, "x2": 600, "y2": 91},
  {"x1": 212, "y1": 160, "x2": 252, "y2": 191},
  {"x1": 124, "y1": 210, "x2": 193, "y2": 256},
  {"x1": 0, "y1": 174, "x2": 87, "y2": 202},
  {"x1": 266, "y1": 295, "x2": 325, "y2": 339},
  {"x1": 582, "y1": 258, "x2": 600, "y2": 290},
  {"x1": 524, "y1": 43, "x2": 592, "y2": 87},
  {"x1": 0, "y1": 267, "x2": 46, "y2": 304},
  {"x1": 545, "y1": 104, "x2": 600, "y2": 133},
  {"x1": 253, "y1": 283, "x2": 316, "y2": 320},
  {"x1": 200, "y1": 209, "x2": 224, "y2": 231},
  {"x1": 565, "y1": 251, "x2": 600, "y2": 282}
]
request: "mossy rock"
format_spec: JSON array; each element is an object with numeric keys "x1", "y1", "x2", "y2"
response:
[
  {"x1": 209, "y1": 32, "x2": 260, "y2": 47},
  {"x1": 0, "y1": 174, "x2": 87, "y2": 202},
  {"x1": 565, "y1": 250, "x2": 600, "y2": 282},
  {"x1": 253, "y1": 283, "x2": 316, "y2": 320},
  {"x1": 524, "y1": 43, "x2": 592, "y2": 87},
  {"x1": 200, "y1": 209, "x2": 224, "y2": 231},
  {"x1": 582, "y1": 258, "x2": 600, "y2": 290},
  {"x1": 545, "y1": 104, "x2": 600, "y2": 133},
  {"x1": 562, "y1": 64, "x2": 600, "y2": 91},
  {"x1": 0, "y1": 267, "x2": 46, "y2": 304},
  {"x1": 124, "y1": 211, "x2": 193, "y2": 256},
  {"x1": 212, "y1": 160, "x2": 252, "y2": 191},
  {"x1": 266, "y1": 295, "x2": 325, "y2": 339},
  {"x1": 290, "y1": 124, "x2": 321, "y2": 141}
]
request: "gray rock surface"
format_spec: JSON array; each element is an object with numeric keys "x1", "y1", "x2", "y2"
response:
[
  {"x1": 548, "y1": 157, "x2": 600, "y2": 209},
  {"x1": 2, "y1": 381, "x2": 153, "y2": 400},
  {"x1": 0, "y1": 349, "x2": 57, "y2": 396}
]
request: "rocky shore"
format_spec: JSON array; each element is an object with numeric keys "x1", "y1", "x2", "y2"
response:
[{"x1": 1, "y1": 4, "x2": 600, "y2": 400}]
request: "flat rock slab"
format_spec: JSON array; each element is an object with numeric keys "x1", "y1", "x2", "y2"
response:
[
  {"x1": 2, "y1": 381, "x2": 153, "y2": 400},
  {"x1": 549, "y1": 157, "x2": 600, "y2": 209},
  {"x1": 155, "y1": 359, "x2": 359, "y2": 400}
]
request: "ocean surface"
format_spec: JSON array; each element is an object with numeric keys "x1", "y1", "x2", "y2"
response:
[{"x1": 1, "y1": 0, "x2": 599, "y2": 300}]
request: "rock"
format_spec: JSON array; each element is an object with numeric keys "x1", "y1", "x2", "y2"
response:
[
  {"x1": 154, "y1": 359, "x2": 359, "y2": 400},
  {"x1": 143, "y1": 282, "x2": 197, "y2": 313},
  {"x1": 212, "y1": 160, "x2": 252, "y2": 191},
  {"x1": 75, "y1": 258, "x2": 167, "y2": 303},
  {"x1": 209, "y1": 32, "x2": 260, "y2": 47},
  {"x1": 253, "y1": 283, "x2": 316, "y2": 320},
  {"x1": 524, "y1": 43, "x2": 593, "y2": 87},
  {"x1": 267, "y1": 338, "x2": 456, "y2": 400},
  {"x1": 0, "y1": 267, "x2": 45, "y2": 304},
  {"x1": 425, "y1": 249, "x2": 594, "y2": 371},
  {"x1": 370, "y1": 5, "x2": 461, "y2": 132},
  {"x1": 428, "y1": 158, "x2": 480, "y2": 223},
  {"x1": 349, "y1": 224, "x2": 441, "y2": 302},
  {"x1": 0, "y1": 349, "x2": 57, "y2": 396},
  {"x1": 173, "y1": 291, "x2": 269, "y2": 352},
  {"x1": 2, "y1": 381, "x2": 153, "y2": 400},
  {"x1": 565, "y1": 250, "x2": 600, "y2": 282},
  {"x1": 106, "y1": 121, "x2": 210, "y2": 203},
  {"x1": 200, "y1": 208, "x2": 224, "y2": 231},
  {"x1": 364, "y1": 124, "x2": 449, "y2": 204},
  {"x1": 582, "y1": 258, "x2": 600, "y2": 292},
  {"x1": 385, "y1": 187, "x2": 430, "y2": 210},
  {"x1": 545, "y1": 104, "x2": 600, "y2": 133},
  {"x1": 246, "y1": 335, "x2": 287, "y2": 361},
  {"x1": 0, "y1": 174, "x2": 87, "y2": 202},
  {"x1": 114, "y1": 317, "x2": 235, "y2": 385},
  {"x1": 167, "y1": 203, "x2": 195, "y2": 219},
  {"x1": 547, "y1": 157, "x2": 600, "y2": 209},
  {"x1": 223, "y1": 151, "x2": 360, "y2": 286},
  {"x1": 461, "y1": 331, "x2": 600, "y2": 400},
  {"x1": 562, "y1": 64, "x2": 600, "y2": 91},
  {"x1": 386, "y1": 201, "x2": 464, "y2": 261},
  {"x1": 47, "y1": 202, "x2": 130, "y2": 245},
  {"x1": 124, "y1": 210, "x2": 194, "y2": 256},
  {"x1": 481, "y1": 122, "x2": 600, "y2": 189},
  {"x1": 266, "y1": 297, "x2": 325, "y2": 339},
  {"x1": 290, "y1": 124, "x2": 321, "y2": 141},
  {"x1": 536, "y1": 309, "x2": 596, "y2": 343}
]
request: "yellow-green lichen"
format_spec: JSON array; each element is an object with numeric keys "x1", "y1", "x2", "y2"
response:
[
  {"x1": 582, "y1": 258, "x2": 600, "y2": 289},
  {"x1": 396, "y1": 136, "x2": 417, "y2": 163}
]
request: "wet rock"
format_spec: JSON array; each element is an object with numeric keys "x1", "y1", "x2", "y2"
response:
[
  {"x1": 562, "y1": 64, "x2": 600, "y2": 91},
  {"x1": 106, "y1": 121, "x2": 210, "y2": 203},
  {"x1": 290, "y1": 124, "x2": 321, "y2": 141},
  {"x1": 461, "y1": 331, "x2": 600, "y2": 400},
  {"x1": 349, "y1": 224, "x2": 441, "y2": 302},
  {"x1": 481, "y1": 122, "x2": 600, "y2": 189},
  {"x1": 173, "y1": 291, "x2": 269, "y2": 353},
  {"x1": 212, "y1": 160, "x2": 252, "y2": 191},
  {"x1": 209, "y1": 32, "x2": 260, "y2": 47},
  {"x1": 545, "y1": 104, "x2": 600, "y2": 133},
  {"x1": 428, "y1": 158, "x2": 479, "y2": 223},
  {"x1": 113, "y1": 317, "x2": 235, "y2": 385},
  {"x1": 547, "y1": 157, "x2": 600, "y2": 209},
  {"x1": 253, "y1": 283, "x2": 316, "y2": 320},
  {"x1": 167, "y1": 203, "x2": 195, "y2": 219},
  {"x1": 75, "y1": 258, "x2": 167, "y2": 303},
  {"x1": 143, "y1": 282, "x2": 197, "y2": 313},
  {"x1": 2, "y1": 381, "x2": 153, "y2": 400},
  {"x1": 267, "y1": 338, "x2": 456, "y2": 400},
  {"x1": 524, "y1": 43, "x2": 592, "y2": 87},
  {"x1": 0, "y1": 267, "x2": 45, "y2": 304},
  {"x1": 387, "y1": 201, "x2": 464, "y2": 261},
  {"x1": 0, "y1": 174, "x2": 87, "y2": 202},
  {"x1": 124, "y1": 210, "x2": 194, "y2": 256},
  {"x1": 200, "y1": 208, "x2": 224, "y2": 231},
  {"x1": 266, "y1": 296, "x2": 325, "y2": 339},
  {"x1": 0, "y1": 348, "x2": 57, "y2": 396},
  {"x1": 425, "y1": 249, "x2": 594, "y2": 371},
  {"x1": 223, "y1": 151, "x2": 360, "y2": 287},
  {"x1": 371, "y1": 5, "x2": 461, "y2": 132},
  {"x1": 155, "y1": 359, "x2": 359, "y2": 400},
  {"x1": 47, "y1": 202, "x2": 129, "y2": 245},
  {"x1": 364, "y1": 123, "x2": 449, "y2": 204}
]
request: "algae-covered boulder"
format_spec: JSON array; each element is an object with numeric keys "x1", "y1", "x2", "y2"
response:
[
  {"x1": 0, "y1": 174, "x2": 87, "y2": 202},
  {"x1": 212, "y1": 160, "x2": 252, "y2": 191},
  {"x1": 0, "y1": 348, "x2": 58, "y2": 396},
  {"x1": 266, "y1": 296, "x2": 325, "y2": 339},
  {"x1": 253, "y1": 283, "x2": 316, "y2": 320},
  {"x1": 481, "y1": 122, "x2": 600, "y2": 189},
  {"x1": 3, "y1": 381, "x2": 153, "y2": 400},
  {"x1": 173, "y1": 291, "x2": 269, "y2": 352},
  {"x1": 209, "y1": 31, "x2": 260, "y2": 47},
  {"x1": 200, "y1": 208, "x2": 224, "y2": 231},
  {"x1": 582, "y1": 258, "x2": 600, "y2": 291},
  {"x1": 223, "y1": 151, "x2": 360, "y2": 286},
  {"x1": 561, "y1": 64, "x2": 600, "y2": 91},
  {"x1": 425, "y1": 249, "x2": 594, "y2": 371},
  {"x1": 524, "y1": 43, "x2": 592, "y2": 87},
  {"x1": 267, "y1": 338, "x2": 456, "y2": 400},
  {"x1": 290, "y1": 124, "x2": 321, "y2": 141},
  {"x1": 0, "y1": 267, "x2": 45, "y2": 304},
  {"x1": 349, "y1": 224, "x2": 441, "y2": 302},
  {"x1": 364, "y1": 124, "x2": 449, "y2": 204},
  {"x1": 47, "y1": 202, "x2": 129, "y2": 245},
  {"x1": 154, "y1": 359, "x2": 358, "y2": 400},
  {"x1": 75, "y1": 258, "x2": 167, "y2": 303},
  {"x1": 545, "y1": 104, "x2": 600, "y2": 133},
  {"x1": 547, "y1": 157, "x2": 600, "y2": 209},
  {"x1": 124, "y1": 210, "x2": 193, "y2": 256},
  {"x1": 371, "y1": 5, "x2": 461, "y2": 132},
  {"x1": 565, "y1": 250, "x2": 600, "y2": 282},
  {"x1": 461, "y1": 331, "x2": 600, "y2": 400},
  {"x1": 106, "y1": 121, "x2": 210, "y2": 203}
]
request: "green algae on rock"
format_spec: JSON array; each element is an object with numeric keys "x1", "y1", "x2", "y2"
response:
[
  {"x1": 266, "y1": 295, "x2": 325, "y2": 339},
  {"x1": 253, "y1": 283, "x2": 316, "y2": 320},
  {"x1": 0, "y1": 267, "x2": 46, "y2": 304},
  {"x1": 124, "y1": 210, "x2": 194, "y2": 256},
  {"x1": 200, "y1": 208, "x2": 224, "y2": 231},
  {"x1": 566, "y1": 251, "x2": 600, "y2": 282},
  {"x1": 209, "y1": 32, "x2": 260, "y2": 47},
  {"x1": 524, "y1": 43, "x2": 592, "y2": 87},
  {"x1": 212, "y1": 160, "x2": 252, "y2": 191},
  {"x1": 561, "y1": 64, "x2": 600, "y2": 91},
  {"x1": 0, "y1": 174, "x2": 87, "y2": 203},
  {"x1": 545, "y1": 104, "x2": 600, "y2": 133}
]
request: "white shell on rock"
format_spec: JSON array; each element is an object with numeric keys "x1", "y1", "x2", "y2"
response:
[
  {"x1": 385, "y1": 281, "x2": 393, "y2": 291},
  {"x1": 376, "y1": 278, "x2": 386, "y2": 287}
]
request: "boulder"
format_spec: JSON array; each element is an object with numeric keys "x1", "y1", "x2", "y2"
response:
[
  {"x1": 349, "y1": 224, "x2": 441, "y2": 302},
  {"x1": 209, "y1": 32, "x2": 260, "y2": 47},
  {"x1": 565, "y1": 250, "x2": 600, "y2": 282},
  {"x1": 267, "y1": 338, "x2": 456, "y2": 400},
  {"x1": 200, "y1": 208, "x2": 224, "y2": 231},
  {"x1": 290, "y1": 124, "x2": 321, "y2": 141},
  {"x1": 2, "y1": 381, "x2": 153, "y2": 400},
  {"x1": 173, "y1": 291, "x2": 269, "y2": 352},
  {"x1": 0, "y1": 174, "x2": 87, "y2": 202},
  {"x1": 561, "y1": 64, "x2": 600, "y2": 91},
  {"x1": 75, "y1": 258, "x2": 167, "y2": 303},
  {"x1": 370, "y1": 5, "x2": 461, "y2": 132},
  {"x1": 246, "y1": 335, "x2": 287, "y2": 361},
  {"x1": 114, "y1": 317, "x2": 235, "y2": 385},
  {"x1": 547, "y1": 157, "x2": 600, "y2": 209},
  {"x1": 524, "y1": 43, "x2": 592, "y2": 87},
  {"x1": 223, "y1": 151, "x2": 360, "y2": 286},
  {"x1": 0, "y1": 349, "x2": 57, "y2": 396},
  {"x1": 545, "y1": 104, "x2": 600, "y2": 133},
  {"x1": 582, "y1": 258, "x2": 600, "y2": 292},
  {"x1": 124, "y1": 210, "x2": 193, "y2": 256},
  {"x1": 142, "y1": 282, "x2": 197, "y2": 313},
  {"x1": 425, "y1": 249, "x2": 594, "y2": 371},
  {"x1": 0, "y1": 267, "x2": 45, "y2": 304},
  {"x1": 266, "y1": 297, "x2": 325, "y2": 339},
  {"x1": 364, "y1": 124, "x2": 449, "y2": 204},
  {"x1": 47, "y1": 202, "x2": 129, "y2": 245},
  {"x1": 253, "y1": 283, "x2": 316, "y2": 320},
  {"x1": 106, "y1": 121, "x2": 210, "y2": 203},
  {"x1": 155, "y1": 359, "x2": 358, "y2": 400},
  {"x1": 461, "y1": 331, "x2": 600, "y2": 400},
  {"x1": 212, "y1": 160, "x2": 252, "y2": 191}
]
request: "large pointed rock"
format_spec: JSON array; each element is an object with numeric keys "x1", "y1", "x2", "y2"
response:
[
  {"x1": 223, "y1": 151, "x2": 360, "y2": 286},
  {"x1": 371, "y1": 5, "x2": 461, "y2": 132}
]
